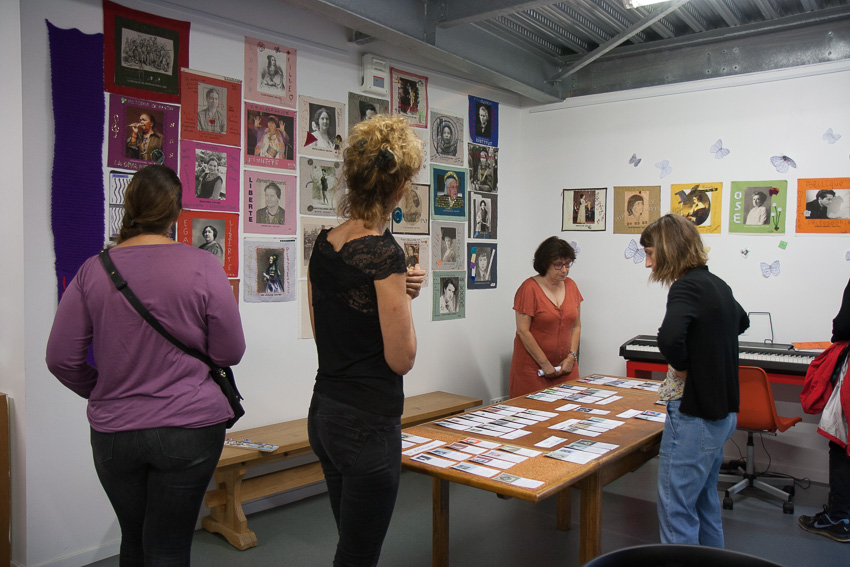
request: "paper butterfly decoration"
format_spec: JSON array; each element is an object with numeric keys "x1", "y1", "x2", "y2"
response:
[
  {"x1": 570, "y1": 241, "x2": 581, "y2": 256},
  {"x1": 823, "y1": 128, "x2": 841, "y2": 144},
  {"x1": 629, "y1": 154, "x2": 641, "y2": 167},
  {"x1": 770, "y1": 155, "x2": 796, "y2": 173},
  {"x1": 760, "y1": 260, "x2": 780, "y2": 278},
  {"x1": 656, "y1": 160, "x2": 672, "y2": 178},
  {"x1": 845, "y1": 250, "x2": 850, "y2": 261},
  {"x1": 625, "y1": 239, "x2": 645, "y2": 264},
  {"x1": 710, "y1": 139, "x2": 730, "y2": 159}
]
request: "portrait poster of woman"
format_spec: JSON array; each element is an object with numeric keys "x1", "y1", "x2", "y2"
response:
[
  {"x1": 245, "y1": 102, "x2": 296, "y2": 170},
  {"x1": 429, "y1": 111, "x2": 464, "y2": 167},
  {"x1": 431, "y1": 221, "x2": 465, "y2": 271},
  {"x1": 179, "y1": 140, "x2": 240, "y2": 213},
  {"x1": 468, "y1": 95, "x2": 499, "y2": 147},
  {"x1": 795, "y1": 177, "x2": 850, "y2": 234},
  {"x1": 107, "y1": 94, "x2": 179, "y2": 172},
  {"x1": 390, "y1": 67, "x2": 428, "y2": 128},
  {"x1": 347, "y1": 92, "x2": 390, "y2": 130},
  {"x1": 243, "y1": 36, "x2": 296, "y2": 108},
  {"x1": 300, "y1": 217, "x2": 340, "y2": 275},
  {"x1": 432, "y1": 271, "x2": 466, "y2": 321},
  {"x1": 103, "y1": 0, "x2": 189, "y2": 103},
  {"x1": 612, "y1": 186, "x2": 661, "y2": 234},
  {"x1": 243, "y1": 240, "x2": 296, "y2": 303},
  {"x1": 670, "y1": 182, "x2": 723, "y2": 234},
  {"x1": 180, "y1": 69, "x2": 242, "y2": 147},
  {"x1": 727, "y1": 180, "x2": 788, "y2": 234},
  {"x1": 177, "y1": 210, "x2": 239, "y2": 277},
  {"x1": 242, "y1": 170, "x2": 297, "y2": 236},
  {"x1": 431, "y1": 165, "x2": 468, "y2": 221},
  {"x1": 469, "y1": 143, "x2": 498, "y2": 193},
  {"x1": 561, "y1": 188, "x2": 607, "y2": 232},
  {"x1": 297, "y1": 157, "x2": 343, "y2": 217},
  {"x1": 391, "y1": 182, "x2": 430, "y2": 235},
  {"x1": 393, "y1": 235, "x2": 430, "y2": 287},
  {"x1": 469, "y1": 192, "x2": 497, "y2": 240},
  {"x1": 467, "y1": 243, "x2": 498, "y2": 290},
  {"x1": 298, "y1": 95, "x2": 345, "y2": 158}
]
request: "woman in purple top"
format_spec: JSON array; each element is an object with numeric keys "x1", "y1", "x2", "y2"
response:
[{"x1": 46, "y1": 165, "x2": 246, "y2": 566}]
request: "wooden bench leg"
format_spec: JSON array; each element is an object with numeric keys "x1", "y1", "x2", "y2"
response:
[
  {"x1": 202, "y1": 465, "x2": 258, "y2": 550},
  {"x1": 556, "y1": 487, "x2": 572, "y2": 531}
]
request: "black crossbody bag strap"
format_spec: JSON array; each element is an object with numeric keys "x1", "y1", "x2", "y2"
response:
[{"x1": 97, "y1": 248, "x2": 214, "y2": 368}]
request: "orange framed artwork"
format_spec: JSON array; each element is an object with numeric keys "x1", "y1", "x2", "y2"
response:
[{"x1": 796, "y1": 178, "x2": 850, "y2": 234}]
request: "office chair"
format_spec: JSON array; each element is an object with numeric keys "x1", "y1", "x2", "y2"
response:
[
  {"x1": 581, "y1": 544, "x2": 786, "y2": 567},
  {"x1": 718, "y1": 366, "x2": 802, "y2": 514}
]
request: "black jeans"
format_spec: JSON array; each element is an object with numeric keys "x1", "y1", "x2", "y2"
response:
[
  {"x1": 308, "y1": 391, "x2": 402, "y2": 567},
  {"x1": 829, "y1": 440, "x2": 850, "y2": 519},
  {"x1": 91, "y1": 423, "x2": 226, "y2": 567}
]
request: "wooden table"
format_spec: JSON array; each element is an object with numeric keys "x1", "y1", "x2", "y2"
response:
[{"x1": 401, "y1": 377, "x2": 665, "y2": 566}]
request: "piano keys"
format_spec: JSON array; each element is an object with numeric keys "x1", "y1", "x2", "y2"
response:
[{"x1": 619, "y1": 334, "x2": 820, "y2": 385}]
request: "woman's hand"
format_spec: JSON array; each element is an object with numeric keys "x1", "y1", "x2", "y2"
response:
[
  {"x1": 559, "y1": 354, "x2": 576, "y2": 376},
  {"x1": 540, "y1": 362, "x2": 560, "y2": 380},
  {"x1": 405, "y1": 264, "x2": 426, "y2": 299}
]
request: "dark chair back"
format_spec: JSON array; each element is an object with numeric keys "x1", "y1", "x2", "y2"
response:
[{"x1": 581, "y1": 544, "x2": 786, "y2": 567}]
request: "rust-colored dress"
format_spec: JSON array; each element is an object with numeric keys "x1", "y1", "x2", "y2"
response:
[{"x1": 509, "y1": 277, "x2": 583, "y2": 398}]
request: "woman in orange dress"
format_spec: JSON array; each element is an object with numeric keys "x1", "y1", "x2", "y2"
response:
[{"x1": 509, "y1": 237, "x2": 582, "y2": 398}]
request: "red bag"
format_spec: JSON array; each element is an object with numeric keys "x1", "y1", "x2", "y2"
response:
[{"x1": 801, "y1": 340, "x2": 849, "y2": 414}]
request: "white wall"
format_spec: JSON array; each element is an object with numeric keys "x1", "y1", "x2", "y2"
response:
[{"x1": 8, "y1": 0, "x2": 850, "y2": 565}]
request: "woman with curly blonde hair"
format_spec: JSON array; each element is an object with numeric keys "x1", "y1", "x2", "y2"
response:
[{"x1": 307, "y1": 114, "x2": 425, "y2": 566}]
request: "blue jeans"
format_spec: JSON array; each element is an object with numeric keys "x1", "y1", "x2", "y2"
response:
[
  {"x1": 308, "y1": 391, "x2": 402, "y2": 567},
  {"x1": 657, "y1": 400, "x2": 736, "y2": 547},
  {"x1": 91, "y1": 423, "x2": 226, "y2": 567}
]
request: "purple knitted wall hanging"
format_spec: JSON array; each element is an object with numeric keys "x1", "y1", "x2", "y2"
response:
[{"x1": 47, "y1": 21, "x2": 105, "y2": 300}]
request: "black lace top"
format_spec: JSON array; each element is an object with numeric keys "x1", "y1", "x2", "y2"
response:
[{"x1": 309, "y1": 228, "x2": 407, "y2": 416}]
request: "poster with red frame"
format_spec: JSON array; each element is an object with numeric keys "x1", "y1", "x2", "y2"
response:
[
  {"x1": 103, "y1": 0, "x2": 189, "y2": 103},
  {"x1": 177, "y1": 210, "x2": 239, "y2": 277},
  {"x1": 180, "y1": 69, "x2": 242, "y2": 147},
  {"x1": 179, "y1": 140, "x2": 241, "y2": 212}
]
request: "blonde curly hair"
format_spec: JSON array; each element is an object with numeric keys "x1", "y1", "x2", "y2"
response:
[{"x1": 339, "y1": 114, "x2": 423, "y2": 228}]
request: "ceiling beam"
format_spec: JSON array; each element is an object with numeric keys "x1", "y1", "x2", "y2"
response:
[{"x1": 431, "y1": 0, "x2": 562, "y2": 28}]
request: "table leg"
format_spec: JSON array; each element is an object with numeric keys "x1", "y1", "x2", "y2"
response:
[
  {"x1": 556, "y1": 487, "x2": 572, "y2": 531},
  {"x1": 578, "y1": 472, "x2": 602, "y2": 564},
  {"x1": 433, "y1": 477, "x2": 449, "y2": 567}
]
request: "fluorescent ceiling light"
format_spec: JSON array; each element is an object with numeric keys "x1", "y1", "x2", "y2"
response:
[{"x1": 624, "y1": 0, "x2": 669, "y2": 8}]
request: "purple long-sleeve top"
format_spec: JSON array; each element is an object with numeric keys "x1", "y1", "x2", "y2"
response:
[{"x1": 46, "y1": 243, "x2": 246, "y2": 433}]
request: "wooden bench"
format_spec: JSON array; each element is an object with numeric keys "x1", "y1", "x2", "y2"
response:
[{"x1": 202, "y1": 391, "x2": 482, "y2": 550}]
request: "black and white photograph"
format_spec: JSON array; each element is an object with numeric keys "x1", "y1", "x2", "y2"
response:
[
  {"x1": 469, "y1": 143, "x2": 498, "y2": 193},
  {"x1": 469, "y1": 192, "x2": 498, "y2": 240},
  {"x1": 299, "y1": 157, "x2": 343, "y2": 216},
  {"x1": 347, "y1": 92, "x2": 389, "y2": 130},
  {"x1": 432, "y1": 270, "x2": 465, "y2": 321},
  {"x1": 197, "y1": 84, "x2": 227, "y2": 134},
  {"x1": 469, "y1": 95, "x2": 499, "y2": 147},
  {"x1": 431, "y1": 221, "x2": 465, "y2": 271},
  {"x1": 391, "y1": 182, "x2": 429, "y2": 235},
  {"x1": 467, "y1": 243, "x2": 498, "y2": 290},
  {"x1": 430, "y1": 111, "x2": 464, "y2": 166},
  {"x1": 298, "y1": 95, "x2": 345, "y2": 157}
]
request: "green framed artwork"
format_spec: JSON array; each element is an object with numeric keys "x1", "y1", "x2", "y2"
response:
[{"x1": 728, "y1": 180, "x2": 787, "y2": 234}]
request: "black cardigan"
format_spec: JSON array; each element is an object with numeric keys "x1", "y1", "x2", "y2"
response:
[
  {"x1": 657, "y1": 266, "x2": 750, "y2": 420},
  {"x1": 832, "y1": 278, "x2": 850, "y2": 342}
]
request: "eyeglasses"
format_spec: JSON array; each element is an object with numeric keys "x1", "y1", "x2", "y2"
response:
[{"x1": 552, "y1": 261, "x2": 574, "y2": 270}]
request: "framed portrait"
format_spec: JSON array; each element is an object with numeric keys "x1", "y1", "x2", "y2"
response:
[
  {"x1": 796, "y1": 178, "x2": 850, "y2": 233},
  {"x1": 347, "y1": 92, "x2": 389, "y2": 130},
  {"x1": 243, "y1": 170, "x2": 297, "y2": 235},
  {"x1": 728, "y1": 181, "x2": 787, "y2": 234},
  {"x1": 390, "y1": 67, "x2": 428, "y2": 128},
  {"x1": 298, "y1": 157, "x2": 344, "y2": 217},
  {"x1": 391, "y1": 182, "x2": 430, "y2": 235},
  {"x1": 180, "y1": 141, "x2": 240, "y2": 212},
  {"x1": 469, "y1": 143, "x2": 498, "y2": 193},
  {"x1": 181, "y1": 69, "x2": 242, "y2": 147},
  {"x1": 298, "y1": 95, "x2": 345, "y2": 158},
  {"x1": 412, "y1": 128, "x2": 430, "y2": 184},
  {"x1": 431, "y1": 165, "x2": 468, "y2": 221},
  {"x1": 300, "y1": 216, "x2": 341, "y2": 275},
  {"x1": 562, "y1": 188, "x2": 607, "y2": 232},
  {"x1": 243, "y1": 240, "x2": 297, "y2": 303},
  {"x1": 430, "y1": 111, "x2": 464, "y2": 166},
  {"x1": 106, "y1": 94, "x2": 178, "y2": 172},
  {"x1": 467, "y1": 243, "x2": 498, "y2": 290},
  {"x1": 613, "y1": 186, "x2": 660, "y2": 234},
  {"x1": 103, "y1": 0, "x2": 189, "y2": 103},
  {"x1": 432, "y1": 271, "x2": 466, "y2": 321},
  {"x1": 431, "y1": 221, "x2": 465, "y2": 271},
  {"x1": 243, "y1": 36, "x2": 296, "y2": 108},
  {"x1": 671, "y1": 182, "x2": 723, "y2": 234},
  {"x1": 177, "y1": 210, "x2": 239, "y2": 277},
  {"x1": 469, "y1": 192, "x2": 497, "y2": 240},
  {"x1": 245, "y1": 102, "x2": 296, "y2": 170},
  {"x1": 107, "y1": 170, "x2": 132, "y2": 240},
  {"x1": 468, "y1": 96, "x2": 498, "y2": 147},
  {"x1": 394, "y1": 235, "x2": 430, "y2": 286}
]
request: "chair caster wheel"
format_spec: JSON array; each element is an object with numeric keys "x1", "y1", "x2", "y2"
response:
[
  {"x1": 783, "y1": 501, "x2": 794, "y2": 514},
  {"x1": 783, "y1": 485, "x2": 795, "y2": 497},
  {"x1": 723, "y1": 497, "x2": 733, "y2": 510}
]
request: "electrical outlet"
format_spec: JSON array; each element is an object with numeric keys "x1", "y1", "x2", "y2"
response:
[{"x1": 490, "y1": 396, "x2": 508, "y2": 405}]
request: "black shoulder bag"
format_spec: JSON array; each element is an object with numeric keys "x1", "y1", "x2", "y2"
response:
[{"x1": 98, "y1": 248, "x2": 244, "y2": 428}]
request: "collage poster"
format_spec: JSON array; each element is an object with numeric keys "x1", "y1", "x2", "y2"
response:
[{"x1": 670, "y1": 182, "x2": 723, "y2": 234}]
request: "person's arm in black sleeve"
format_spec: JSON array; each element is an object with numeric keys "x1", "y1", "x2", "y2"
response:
[{"x1": 831, "y1": 278, "x2": 850, "y2": 342}]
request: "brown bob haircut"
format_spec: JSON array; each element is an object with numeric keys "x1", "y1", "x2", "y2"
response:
[
  {"x1": 639, "y1": 213, "x2": 707, "y2": 286},
  {"x1": 532, "y1": 236, "x2": 576, "y2": 276},
  {"x1": 116, "y1": 165, "x2": 182, "y2": 244}
]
